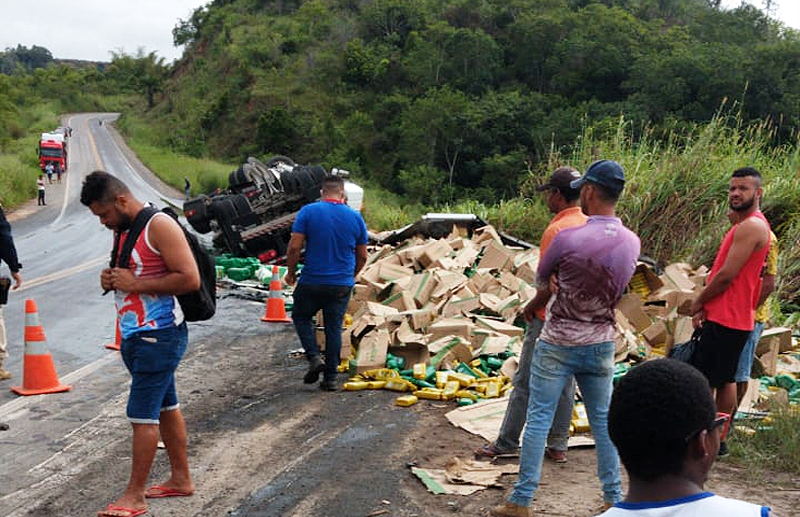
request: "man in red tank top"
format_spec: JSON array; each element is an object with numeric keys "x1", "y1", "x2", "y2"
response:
[{"x1": 689, "y1": 167, "x2": 770, "y2": 456}]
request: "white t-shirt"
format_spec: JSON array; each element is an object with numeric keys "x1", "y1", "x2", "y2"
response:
[{"x1": 598, "y1": 492, "x2": 769, "y2": 517}]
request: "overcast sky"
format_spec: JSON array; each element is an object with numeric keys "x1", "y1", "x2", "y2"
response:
[
  {"x1": 0, "y1": 1, "x2": 206, "y2": 62},
  {"x1": 0, "y1": 1, "x2": 797, "y2": 63}
]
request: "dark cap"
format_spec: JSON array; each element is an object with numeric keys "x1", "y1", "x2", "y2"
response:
[
  {"x1": 570, "y1": 159, "x2": 625, "y2": 194},
  {"x1": 536, "y1": 166, "x2": 582, "y2": 192}
]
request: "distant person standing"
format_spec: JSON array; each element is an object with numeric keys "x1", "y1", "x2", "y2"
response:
[
  {"x1": 492, "y1": 160, "x2": 640, "y2": 517},
  {"x1": 724, "y1": 209, "x2": 778, "y2": 418},
  {"x1": 45, "y1": 162, "x2": 54, "y2": 184},
  {"x1": 689, "y1": 167, "x2": 770, "y2": 456},
  {"x1": 37, "y1": 175, "x2": 46, "y2": 206},
  {"x1": 475, "y1": 166, "x2": 587, "y2": 463},
  {"x1": 0, "y1": 203, "x2": 23, "y2": 380},
  {"x1": 55, "y1": 163, "x2": 62, "y2": 183},
  {"x1": 284, "y1": 175, "x2": 368, "y2": 391},
  {"x1": 184, "y1": 177, "x2": 191, "y2": 200}
]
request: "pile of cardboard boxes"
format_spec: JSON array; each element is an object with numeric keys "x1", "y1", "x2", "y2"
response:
[{"x1": 327, "y1": 223, "x2": 796, "y2": 410}]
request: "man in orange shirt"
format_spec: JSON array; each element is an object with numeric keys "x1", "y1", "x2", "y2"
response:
[
  {"x1": 475, "y1": 166, "x2": 587, "y2": 462},
  {"x1": 689, "y1": 167, "x2": 771, "y2": 457}
]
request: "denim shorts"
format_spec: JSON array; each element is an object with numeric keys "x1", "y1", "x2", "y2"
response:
[
  {"x1": 120, "y1": 323, "x2": 188, "y2": 424},
  {"x1": 735, "y1": 321, "x2": 765, "y2": 383}
]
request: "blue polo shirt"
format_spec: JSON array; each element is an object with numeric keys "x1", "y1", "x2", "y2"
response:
[{"x1": 292, "y1": 200, "x2": 368, "y2": 286}]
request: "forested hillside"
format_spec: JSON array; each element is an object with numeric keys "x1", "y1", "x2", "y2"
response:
[{"x1": 144, "y1": 0, "x2": 800, "y2": 203}]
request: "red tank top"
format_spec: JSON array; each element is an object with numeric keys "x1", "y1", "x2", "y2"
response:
[{"x1": 704, "y1": 211, "x2": 770, "y2": 331}]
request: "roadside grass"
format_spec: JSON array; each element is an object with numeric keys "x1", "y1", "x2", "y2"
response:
[
  {"x1": 728, "y1": 401, "x2": 800, "y2": 478},
  {"x1": 115, "y1": 113, "x2": 236, "y2": 195}
]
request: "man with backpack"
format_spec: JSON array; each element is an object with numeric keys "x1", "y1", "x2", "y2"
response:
[{"x1": 81, "y1": 171, "x2": 198, "y2": 517}]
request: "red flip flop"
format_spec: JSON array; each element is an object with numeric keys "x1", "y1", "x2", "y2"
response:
[
  {"x1": 145, "y1": 485, "x2": 193, "y2": 498},
  {"x1": 97, "y1": 504, "x2": 147, "y2": 517}
]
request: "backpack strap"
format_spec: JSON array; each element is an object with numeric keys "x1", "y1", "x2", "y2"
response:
[{"x1": 112, "y1": 206, "x2": 159, "y2": 269}]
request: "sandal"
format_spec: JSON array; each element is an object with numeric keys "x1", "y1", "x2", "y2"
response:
[{"x1": 474, "y1": 443, "x2": 505, "y2": 459}]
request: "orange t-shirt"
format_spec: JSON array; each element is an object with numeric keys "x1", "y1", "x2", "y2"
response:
[
  {"x1": 535, "y1": 206, "x2": 588, "y2": 321},
  {"x1": 704, "y1": 211, "x2": 770, "y2": 331}
]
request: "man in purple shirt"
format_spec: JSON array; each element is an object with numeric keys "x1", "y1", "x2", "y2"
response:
[{"x1": 492, "y1": 160, "x2": 641, "y2": 517}]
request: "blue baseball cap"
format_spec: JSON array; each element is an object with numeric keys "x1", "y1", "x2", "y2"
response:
[{"x1": 570, "y1": 160, "x2": 626, "y2": 194}]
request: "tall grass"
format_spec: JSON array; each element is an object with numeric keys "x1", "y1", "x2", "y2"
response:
[{"x1": 729, "y1": 402, "x2": 800, "y2": 477}]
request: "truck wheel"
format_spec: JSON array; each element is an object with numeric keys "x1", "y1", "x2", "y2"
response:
[
  {"x1": 265, "y1": 155, "x2": 296, "y2": 168},
  {"x1": 230, "y1": 194, "x2": 252, "y2": 216},
  {"x1": 211, "y1": 197, "x2": 246, "y2": 256}
]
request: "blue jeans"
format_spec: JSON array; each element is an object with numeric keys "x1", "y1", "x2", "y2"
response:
[
  {"x1": 735, "y1": 321, "x2": 765, "y2": 383},
  {"x1": 495, "y1": 319, "x2": 575, "y2": 452},
  {"x1": 291, "y1": 283, "x2": 351, "y2": 381},
  {"x1": 509, "y1": 339, "x2": 622, "y2": 507}
]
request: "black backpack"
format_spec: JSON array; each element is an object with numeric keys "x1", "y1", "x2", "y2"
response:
[{"x1": 111, "y1": 206, "x2": 216, "y2": 321}]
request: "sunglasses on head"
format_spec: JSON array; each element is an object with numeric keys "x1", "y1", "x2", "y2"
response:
[{"x1": 685, "y1": 412, "x2": 730, "y2": 443}]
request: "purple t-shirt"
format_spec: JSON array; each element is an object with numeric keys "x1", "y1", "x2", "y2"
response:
[{"x1": 536, "y1": 215, "x2": 640, "y2": 346}]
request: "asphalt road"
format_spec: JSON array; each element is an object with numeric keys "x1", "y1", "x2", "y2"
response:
[{"x1": 0, "y1": 114, "x2": 461, "y2": 517}]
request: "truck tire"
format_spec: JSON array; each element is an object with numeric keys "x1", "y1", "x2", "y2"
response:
[
  {"x1": 211, "y1": 196, "x2": 247, "y2": 256},
  {"x1": 230, "y1": 194, "x2": 252, "y2": 217},
  {"x1": 228, "y1": 168, "x2": 249, "y2": 189},
  {"x1": 265, "y1": 155, "x2": 296, "y2": 168}
]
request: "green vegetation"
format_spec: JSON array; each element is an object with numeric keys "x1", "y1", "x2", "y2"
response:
[{"x1": 729, "y1": 402, "x2": 800, "y2": 478}]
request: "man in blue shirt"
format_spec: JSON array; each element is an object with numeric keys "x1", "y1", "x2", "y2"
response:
[{"x1": 285, "y1": 175, "x2": 368, "y2": 391}]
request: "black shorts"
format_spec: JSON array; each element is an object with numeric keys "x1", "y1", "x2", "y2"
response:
[{"x1": 693, "y1": 320, "x2": 750, "y2": 388}]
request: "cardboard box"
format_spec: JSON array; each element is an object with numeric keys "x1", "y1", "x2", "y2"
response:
[
  {"x1": 642, "y1": 320, "x2": 667, "y2": 347},
  {"x1": 350, "y1": 329, "x2": 390, "y2": 374},
  {"x1": 472, "y1": 225, "x2": 502, "y2": 245},
  {"x1": 382, "y1": 289, "x2": 417, "y2": 312},
  {"x1": 408, "y1": 271, "x2": 437, "y2": 306},
  {"x1": 759, "y1": 326, "x2": 793, "y2": 353},
  {"x1": 616, "y1": 293, "x2": 652, "y2": 332},
  {"x1": 757, "y1": 338, "x2": 779, "y2": 377},
  {"x1": 514, "y1": 261, "x2": 537, "y2": 285},
  {"x1": 478, "y1": 239, "x2": 513, "y2": 271},
  {"x1": 661, "y1": 263, "x2": 696, "y2": 292},
  {"x1": 388, "y1": 343, "x2": 429, "y2": 367},
  {"x1": 378, "y1": 262, "x2": 415, "y2": 283},
  {"x1": 441, "y1": 296, "x2": 481, "y2": 318},
  {"x1": 418, "y1": 239, "x2": 454, "y2": 269},
  {"x1": 428, "y1": 318, "x2": 474, "y2": 341},
  {"x1": 387, "y1": 308, "x2": 437, "y2": 331},
  {"x1": 474, "y1": 316, "x2": 524, "y2": 338},
  {"x1": 428, "y1": 336, "x2": 473, "y2": 369},
  {"x1": 430, "y1": 270, "x2": 468, "y2": 300}
]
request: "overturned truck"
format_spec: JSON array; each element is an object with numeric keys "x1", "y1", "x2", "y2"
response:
[{"x1": 183, "y1": 155, "x2": 363, "y2": 258}]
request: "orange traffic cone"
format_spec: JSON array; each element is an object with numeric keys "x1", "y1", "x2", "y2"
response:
[
  {"x1": 261, "y1": 266, "x2": 292, "y2": 323},
  {"x1": 11, "y1": 299, "x2": 71, "y2": 396},
  {"x1": 105, "y1": 318, "x2": 121, "y2": 351}
]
